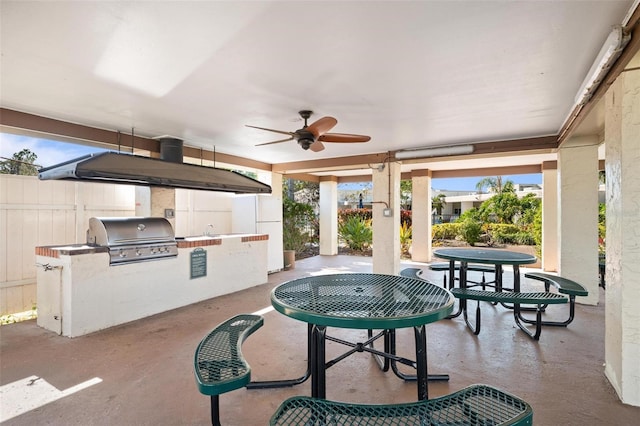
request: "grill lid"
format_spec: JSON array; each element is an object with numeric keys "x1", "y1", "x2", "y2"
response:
[
  {"x1": 38, "y1": 152, "x2": 272, "y2": 194},
  {"x1": 87, "y1": 217, "x2": 178, "y2": 264},
  {"x1": 87, "y1": 217, "x2": 175, "y2": 247}
]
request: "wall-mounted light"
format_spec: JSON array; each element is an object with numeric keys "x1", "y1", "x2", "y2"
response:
[
  {"x1": 574, "y1": 25, "x2": 630, "y2": 106},
  {"x1": 394, "y1": 144, "x2": 474, "y2": 160}
]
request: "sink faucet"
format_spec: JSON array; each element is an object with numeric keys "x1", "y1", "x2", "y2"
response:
[{"x1": 204, "y1": 224, "x2": 214, "y2": 236}]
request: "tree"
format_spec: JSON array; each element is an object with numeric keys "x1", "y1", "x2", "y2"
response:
[
  {"x1": 282, "y1": 178, "x2": 320, "y2": 254},
  {"x1": 475, "y1": 176, "x2": 513, "y2": 195},
  {"x1": 431, "y1": 193, "x2": 447, "y2": 215},
  {"x1": 283, "y1": 177, "x2": 319, "y2": 210},
  {"x1": 0, "y1": 149, "x2": 39, "y2": 176},
  {"x1": 599, "y1": 170, "x2": 606, "y2": 184},
  {"x1": 400, "y1": 179, "x2": 412, "y2": 210},
  {"x1": 282, "y1": 197, "x2": 315, "y2": 252}
]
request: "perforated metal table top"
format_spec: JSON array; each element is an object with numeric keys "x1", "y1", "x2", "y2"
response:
[
  {"x1": 434, "y1": 248, "x2": 537, "y2": 266},
  {"x1": 271, "y1": 273, "x2": 454, "y2": 329}
]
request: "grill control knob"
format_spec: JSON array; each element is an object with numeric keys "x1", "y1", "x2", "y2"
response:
[
  {"x1": 119, "y1": 251, "x2": 127, "y2": 258},
  {"x1": 136, "y1": 250, "x2": 142, "y2": 256}
]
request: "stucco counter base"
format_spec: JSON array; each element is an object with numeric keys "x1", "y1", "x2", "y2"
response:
[{"x1": 35, "y1": 234, "x2": 268, "y2": 337}]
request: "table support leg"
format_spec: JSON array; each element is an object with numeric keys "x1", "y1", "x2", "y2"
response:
[
  {"x1": 245, "y1": 323, "x2": 312, "y2": 389},
  {"x1": 414, "y1": 325, "x2": 429, "y2": 401},
  {"x1": 446, "y1": 259, "x2": 463, "y2": 319},
  {"x1": 311, "y1": 325, "x2": 326, "y2": 399},
  {"x1": 387, "y1": 329, "x2": 449, "y2": 382},
  {"x1": 367, "y1": 329, "x2": 391, "y2": 372}
]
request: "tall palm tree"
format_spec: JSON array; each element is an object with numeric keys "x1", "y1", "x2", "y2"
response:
[
  {"x1": 431, "y1": 193, "x2": 447, "y2": 215},
  {"x1": 475, "y1": 176, "x2": 502, "y2": 194},
  {"x1": 475, "y1": 176, "x2": 514, "y2": 195}
]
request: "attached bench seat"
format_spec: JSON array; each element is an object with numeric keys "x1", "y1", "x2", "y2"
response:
[
  {"x1": 399, "y1": 267, "x2": 425, "y2": 280},
  {"x1": 429, "y1": 262, "x2": 501, "y2": 289},
  {"x1": 270, "y1": 384, "x2": 533, "y2": 425},
  {"x1": 194, "y1": 314, "x2": 263, "y2": 426},
  {"x1": 451, "y1": 288, "x2": 567, "y2": 340},
  {"x1": 524, "y1": 272, "x2": 588, "y2": 327}
]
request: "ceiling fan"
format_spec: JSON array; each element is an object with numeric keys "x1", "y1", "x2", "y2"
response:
[{"x1": 246, "y1": 110, "x2": 371, "y2": 152}]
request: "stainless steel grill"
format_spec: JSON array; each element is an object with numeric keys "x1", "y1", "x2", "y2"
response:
[{"x1": 87, "y1": 217, "x2": 178, "y2": 264}]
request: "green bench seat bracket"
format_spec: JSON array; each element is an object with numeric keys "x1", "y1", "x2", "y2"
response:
[
  {"x1": 523, "y1": 272, "x2": 588, "y2": 327},
  {"x1": 270, "y1": 383, "x2": 533, "y2": 425},
  {"x1": 451, "y1": 288, "x2": 567, "y2": 340},
  {"x1": 429, "y1": 262, "x2": 501, "y2": 290},
  {"x1": 194, "y1": 314, "x2": 264, "y2": 426}
]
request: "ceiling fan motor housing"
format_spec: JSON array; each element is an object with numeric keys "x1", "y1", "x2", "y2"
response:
[{"x1": 296, "y1": 129, "x2": 315, "y2": 150}]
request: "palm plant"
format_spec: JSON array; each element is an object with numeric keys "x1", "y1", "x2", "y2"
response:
[
  {"x1": 338, "y1": 217, "x2": 372, "y2": 251},
  {"x1": 431, "y1": 193, "x2": 447, "y2": 215}
]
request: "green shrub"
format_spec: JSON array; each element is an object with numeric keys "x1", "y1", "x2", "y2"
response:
[
  {"x1": 283, "y1": 198, "x2": 315, "y2": 253},
  {"x1": 338, "y1": 208, "x2": 372, "y2": 222},
  {"x1": 457, "y1": 208, "x2": 481, "y2": 222},
  {"x1": 479, "y1": 223, "x2": 535, "y2": 246},
  {"x1": 338, "y1": 217, "x2": 373, "y2": 251},
  {"x1": 459, "y1": 219, "x2": 482, "y2": 246},
  {"x1": 484, "y1": 223, "x2": 521, "y2": 235},
  {"x1": 514, "y1": 232, "x2": 536, "y2": 245},
  {"x1": 432, "y1": 223, "x2": 460, "y2": 240}
]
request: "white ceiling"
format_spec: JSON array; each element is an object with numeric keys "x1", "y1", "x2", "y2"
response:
[{"x1": 0, "y1": 1, "x2": 635, "y2": 175}]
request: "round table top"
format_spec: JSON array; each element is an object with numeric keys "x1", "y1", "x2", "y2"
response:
[
  {"x1": 271, "y1": 273, "x2": 454, "y2": 329},
  {"x1": 433, "y1": 248, "x2": 537, "y2": 265}
]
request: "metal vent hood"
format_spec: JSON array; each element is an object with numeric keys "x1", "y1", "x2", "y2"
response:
[{"x1": 38, "y1": 151, "x2": 272, "y2": 194}]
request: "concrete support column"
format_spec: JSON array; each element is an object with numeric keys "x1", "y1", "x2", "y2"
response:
[
  {"x1": 541, "y1": 161, "x2": 558, "y2": 272},
  {"x1": 410, "y1": 170, "x2": 431, "y2": 262},
  {"x1": 604, "y1": 68, "x2": 640, "y2": 407},
  {"x1": 257, "y1": 172, "x2": 284, "y2": 205},
  {"x1": 372, "y1": 161, "x2": 401, "y2": 274},
  {"x1": 319, "y1": 176, "x2": 338, "y2": 256},
  {"x1": 558, "y1": 136, "x2": 599, "y2": 305}
]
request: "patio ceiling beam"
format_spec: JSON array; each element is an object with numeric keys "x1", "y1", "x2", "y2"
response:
[
  {"x1": 1, "y1": 108, "x2": 158, "y2": 152},
  {"x1": 0, "y1": 108, "x2": 273, "y2": 172}
]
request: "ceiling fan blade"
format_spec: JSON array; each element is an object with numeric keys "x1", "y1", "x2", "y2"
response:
[
  {"x1": 245, "y1": 124, "x2": 295, "y2": 137},
  {"x1": 319, "y1": 133, "x2": 371, "y2": 143},
  {"x1": 306, "y1": 116, "x2": 337, "y2": 137},
  {"x1": 309, "y1": 141, "x2": 325, "y2": 152},
  {"x1": 255, "y1": 136, "x2": 294, "y2": 146}
]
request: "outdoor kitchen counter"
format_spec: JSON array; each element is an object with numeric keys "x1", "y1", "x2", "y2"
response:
[
  {"x1": 35, "y1": 234, "x2": 267, "y2": 256},
  {"x1": 35, "y1": 233, "x2": 269, "y2": 337},
  {"x1": 175, "y1": 233, "x2": 268, "y2": 248}
]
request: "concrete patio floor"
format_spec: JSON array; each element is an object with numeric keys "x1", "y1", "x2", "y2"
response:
[{"x1": 1, "y1": 254, "x2": 638, "y2": 425}]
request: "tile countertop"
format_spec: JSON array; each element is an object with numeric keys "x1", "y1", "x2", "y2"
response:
[
  {"x1": 35, "y1": 234, "x2": 269, "y2": 256},
  {"x1": 176, "y1": 234, "x2": 268, "y2": 248}
]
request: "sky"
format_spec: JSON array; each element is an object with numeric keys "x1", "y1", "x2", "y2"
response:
[
  {"x1": 1, "y1": 132, "x2": 541, "y2": 191},
  {"x1": 1, "y1": 132, "x2": 107, "y2": 169}
]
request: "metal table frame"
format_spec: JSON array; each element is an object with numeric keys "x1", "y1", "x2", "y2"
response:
[
  {"x1": 247, "y1": 273, "x2": 454, "y2": 400},
  {"x1": 433, "y1": 248, "x2": 538, "y2": 324}
]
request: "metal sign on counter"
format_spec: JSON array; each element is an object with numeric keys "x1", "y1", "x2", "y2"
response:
[{"x1": 190, "y1": 248, "x2": 207, "y2": 279}]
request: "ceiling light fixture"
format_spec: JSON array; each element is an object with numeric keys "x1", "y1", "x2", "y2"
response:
[
  {"x1": 574, "y1": 25, "x2": 630, "y2": 106},
  {"x1": 394, "y1": 144, "x2": 474, "y2": 160}
]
